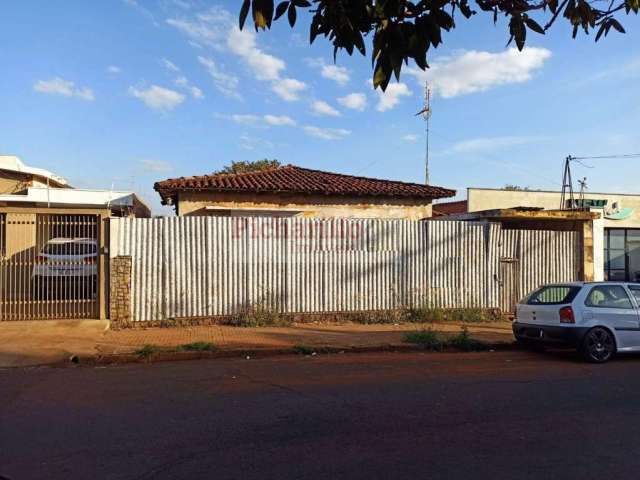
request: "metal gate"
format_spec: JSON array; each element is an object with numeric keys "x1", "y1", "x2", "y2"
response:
[
  {"x1": 499, "y1": 257, "x2": 520, "y2": 313},
  {"x1": 0, "y1": 213, "x2": 100, "y2": 320}
]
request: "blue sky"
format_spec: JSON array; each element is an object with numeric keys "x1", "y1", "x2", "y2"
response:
[{"x1": 0, "y1": 1, "x2": 638, "y2": 213}]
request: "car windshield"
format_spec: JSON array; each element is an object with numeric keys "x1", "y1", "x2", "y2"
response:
[
  {"x1": 43, "y1": 242, "x2": 97, "y2": 255},
  {"x1": 523, "y1": 285, "x2": 581, "y2": 305}
]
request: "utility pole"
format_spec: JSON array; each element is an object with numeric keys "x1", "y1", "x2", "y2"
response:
[
  {"x1": 560, "y1": 155, "x2": 575, "y2": 210},
  {"x1": 416, "y1": 82, "x2": 432, "y2": 185}
]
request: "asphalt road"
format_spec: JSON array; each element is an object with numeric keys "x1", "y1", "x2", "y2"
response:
[{"x1": 2, "y1": 349, "x2": 640, "y2": 479}]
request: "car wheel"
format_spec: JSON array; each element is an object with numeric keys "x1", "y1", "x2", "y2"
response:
[{"x1": 581, "y1": 327, "x2": 616, "y2": 363}]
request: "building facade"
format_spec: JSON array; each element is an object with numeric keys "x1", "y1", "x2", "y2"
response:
[
  {"x1": 155, "y1": 165, "x2": 455, "y2": 220},
  {"x1": 467, "y1": 187, "x2": 640, "y2": 282}
]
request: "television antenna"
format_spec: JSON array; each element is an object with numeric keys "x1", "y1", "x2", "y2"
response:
[
  {"x1": 415, "y1": 82, "x2": 432, "y2": 185},
  {"x1": 577, "y1": 177, "x2": 588, "y2": 210}
]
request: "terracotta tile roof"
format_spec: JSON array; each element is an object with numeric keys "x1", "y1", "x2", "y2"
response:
[
  {"x1": 432, "y1": 200, "x2": 468, "y2": 217},
  {"x1": 154, "y1": 165, "x2": 455, "y2": 205}
]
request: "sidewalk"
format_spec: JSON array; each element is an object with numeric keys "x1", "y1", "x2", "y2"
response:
[{"x1": 0, "y1": 319, "x2": 514, "y2": 367}]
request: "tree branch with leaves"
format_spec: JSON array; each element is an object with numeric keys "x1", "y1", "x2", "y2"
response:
[{"x1": 239, "y1": 0, "x2": 637, "y2": 90}]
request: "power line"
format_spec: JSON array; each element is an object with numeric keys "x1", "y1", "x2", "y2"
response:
[{"x1": 571, "y1": 153, "x2": 640, "y2": 160}]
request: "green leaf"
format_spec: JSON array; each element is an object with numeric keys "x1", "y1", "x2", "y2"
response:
[
  {"x1": 252, "y1": 0, "x2": 274, "y2": 30},
  {"x1": 288, "y1": 4, "x2": 297, "y2": 27},
  {"x1": 609, "y1": 18, "x2": 626, "y2": 33},
  {"x1": 274, "y1": 1, "x2": 289, "y2": 20},
  {"x1": 509, "y1": 16, "x2": 526, "y2": 50},
  {"x1": 373, "y1": 57, "x2": 392, "y2": 91},
  {"x1": 239, "y1": 0, "x2": 251, "y2": 30},
  {"x1": 525, "y1": 17, "x2": 546, "y2": 34},
  {"x1": 595, "y1": 22, "x2": 607, "y2": 41},
  {"x1": 354, "y1": 31, "x2": 366, "y2": 56}
]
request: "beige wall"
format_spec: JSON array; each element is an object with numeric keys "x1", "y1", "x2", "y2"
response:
[
  {"x1": 176, "y1": 191, "x2": 433, "y2": 220},
  {"x1": 0, "y1": 171, "x2": 67, "y2": 194},
  {"x1": 468, "y1": 188, "x2": 640, "y2": 229},
  {"x1": 0, "y1": 176, "x2": 25, "y2": 195}
]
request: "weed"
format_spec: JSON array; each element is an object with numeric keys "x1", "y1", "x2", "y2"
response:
[
  {"x1": 403, "y1": 306, "x2": 445, "y2": 323},
  {"x1": 227, "y1": 297, "x2": 291, "y2": 327},
  {"x1": 447, "y1": 327, "x2": 487, "y2": 351},
  {"x1": 402, "y1": 329, "x2": 444, "y2": 350},
  {"x1": 178, "y1": 342, "x2": 218, "y2": 352},
  {"x1": 292, "y1": 344, "x2": 315, "y2": 355},
  {"x1": 403, "y1": 327, "x2": 488, "y2": 351},
  {"x1": 135, "y1": 344, "x2": 160, "y2": 359}
]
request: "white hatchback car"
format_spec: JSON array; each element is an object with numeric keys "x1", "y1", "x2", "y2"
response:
[
  {"x1": 32, "y1": 238, "x2": 98, "y2": 296},
  {"x1": 514, "y1": 282, "x2": 640, "y2": 363}
]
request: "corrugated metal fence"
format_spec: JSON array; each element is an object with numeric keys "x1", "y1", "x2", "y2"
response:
[{"x1": 110, "y1": 217, "x2": 581, "y2": 322}]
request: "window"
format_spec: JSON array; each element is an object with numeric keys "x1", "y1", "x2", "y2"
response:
[
  {"x1": 585, "y1": 285, "x2": 634, "y2": 309},
  {"x1": 524, "y1": 285, "x2": 581, "y2": 305},
  {"x1": 629, "y1": 287, "x2": 640, "y2": 305}
]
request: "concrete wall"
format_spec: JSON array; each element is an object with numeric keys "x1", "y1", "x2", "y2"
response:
[
  {"x1": 176, "y1": 191, "x2": 433, "y2": 220},
  {"x1": 468, "y1": 188, "x2": 640, "y2": 229}
]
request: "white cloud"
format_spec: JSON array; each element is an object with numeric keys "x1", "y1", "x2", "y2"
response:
[
  {"x1": 161, "y1": 58, "x2": 181, "y2": 72},
  {"x1": 174, "y1": 75, "x2": 204, "y2": 99},
  {"x1": 168, "y1": 8, "x2": 306, "y2": 102},
  {"x1": 231, "y1": 114, "x2": 261, "y2": 125},
  {"x1": 403, "y1": 134, "x2": 419, "y2": 142},
  {"x1": 272, "y1": 78, "x2": 307, "y2": 102},
  {"x1": 405, "y1": 47, "x2": 552, "y2": 98},
  {"x1": 227, "y1": 27, "x2": 285, "y2": 82},
  {"x1": 312, "y1": 100, "x2": 341, "y2": 117},
  {"x1": 107, "y1": 65, "x2": 121, "y2": 74},
  {"x1": 321, "y1": 65, "x2": 350, "y2": 85},
  {"x1": 223, "y1": 113, "x2": 296, "y2": 127},
  {"x1": 264, "y1": 115, "x2": 296, "y2": 126},
  {"x1": 197, "y1": 56, "x2": 240, "y2": 99},
  {"x1": 166, "y1": 10, "x2": 232, "y2": 49},
  {"x1": 338, "y1": 92, "x2": 367, "y2": 111},
  {"x1": 139, "y1": 159, "x2": 173, "y2": 173},
  {"x1": 34, "y1": 77, "x2": 95, "y2": 101},
  {"x1": 303, "y1": 126, "x2": 351, "y2": 140},
  {"x1": 375, "y1": 82, "x2": 412, "y2": 112},
  {"x1": 239, "y1": 134, "x2": 275, "y2": 151},
  {"x1": 129, "y1": 85, "x2": 185, "y2": 111},
  {"x1": 443, "y1": 135, "x2": 542, "y2": 155},
  {"x1": 306, "y1": 58, "x2": 350, "y2": 85}
]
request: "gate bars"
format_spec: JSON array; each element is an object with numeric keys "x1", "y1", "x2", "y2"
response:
[{"x1": 0, "y1": 214, "x2": 100, "y2": 320}]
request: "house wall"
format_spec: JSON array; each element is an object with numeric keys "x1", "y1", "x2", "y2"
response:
[
  {"x1": 0, "y1": 176, "x2": 27, "y2": 195},
  {"x1": 176, "y1": 191, "x2": 433, "y2": 220}
]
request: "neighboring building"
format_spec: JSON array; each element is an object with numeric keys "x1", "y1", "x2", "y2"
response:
[
  {"x1": 0, "y1": 155, "x2": 69, "y2": 193},
  {"x1": 0, "y1": 156, "x2": 151, "y2": 321},
  {"x1": 154, "y1": 164, "x2": 455, "y2": 220},
  {"x1": 464, "y1": 187, "x2": 640, "y2": 282},
  {"x1": 0, "y1": 187, "x2": 151, "y2": 218},
  {"x1": 433, "y1": 200, "x2": 468, "y2": 217}
]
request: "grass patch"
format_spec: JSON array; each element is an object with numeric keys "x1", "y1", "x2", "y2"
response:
[
  {"x1": 403, "y1": 329, "x2": 444, "y2": 351},
  {"x1": 292, "y1": 344, "x2": 316, "y2": 355},
  {"x1": 447, "y1": 327, "x2": 487, "y2": 351},
  {"x1": 135, "y1": 344, "x2": 161, "y2": 359},
  {"x1": 403, "y1": 327, "x2": 488, "y2": 352},
  {"x1": 178, "y1": 342, "x2": 218, "y2": 352}
]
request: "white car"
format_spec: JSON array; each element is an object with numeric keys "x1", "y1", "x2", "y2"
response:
[
  {"x1": 514, "y1": 282, "x2": 640, "y2": 363},
  {"x1": 32, "y1": 238, "x2": 98, "y2": 296}
]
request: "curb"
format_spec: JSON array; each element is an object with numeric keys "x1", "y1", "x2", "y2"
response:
[{"x1": 78, "y1": 340, "x2": 518, "y2": 366}]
